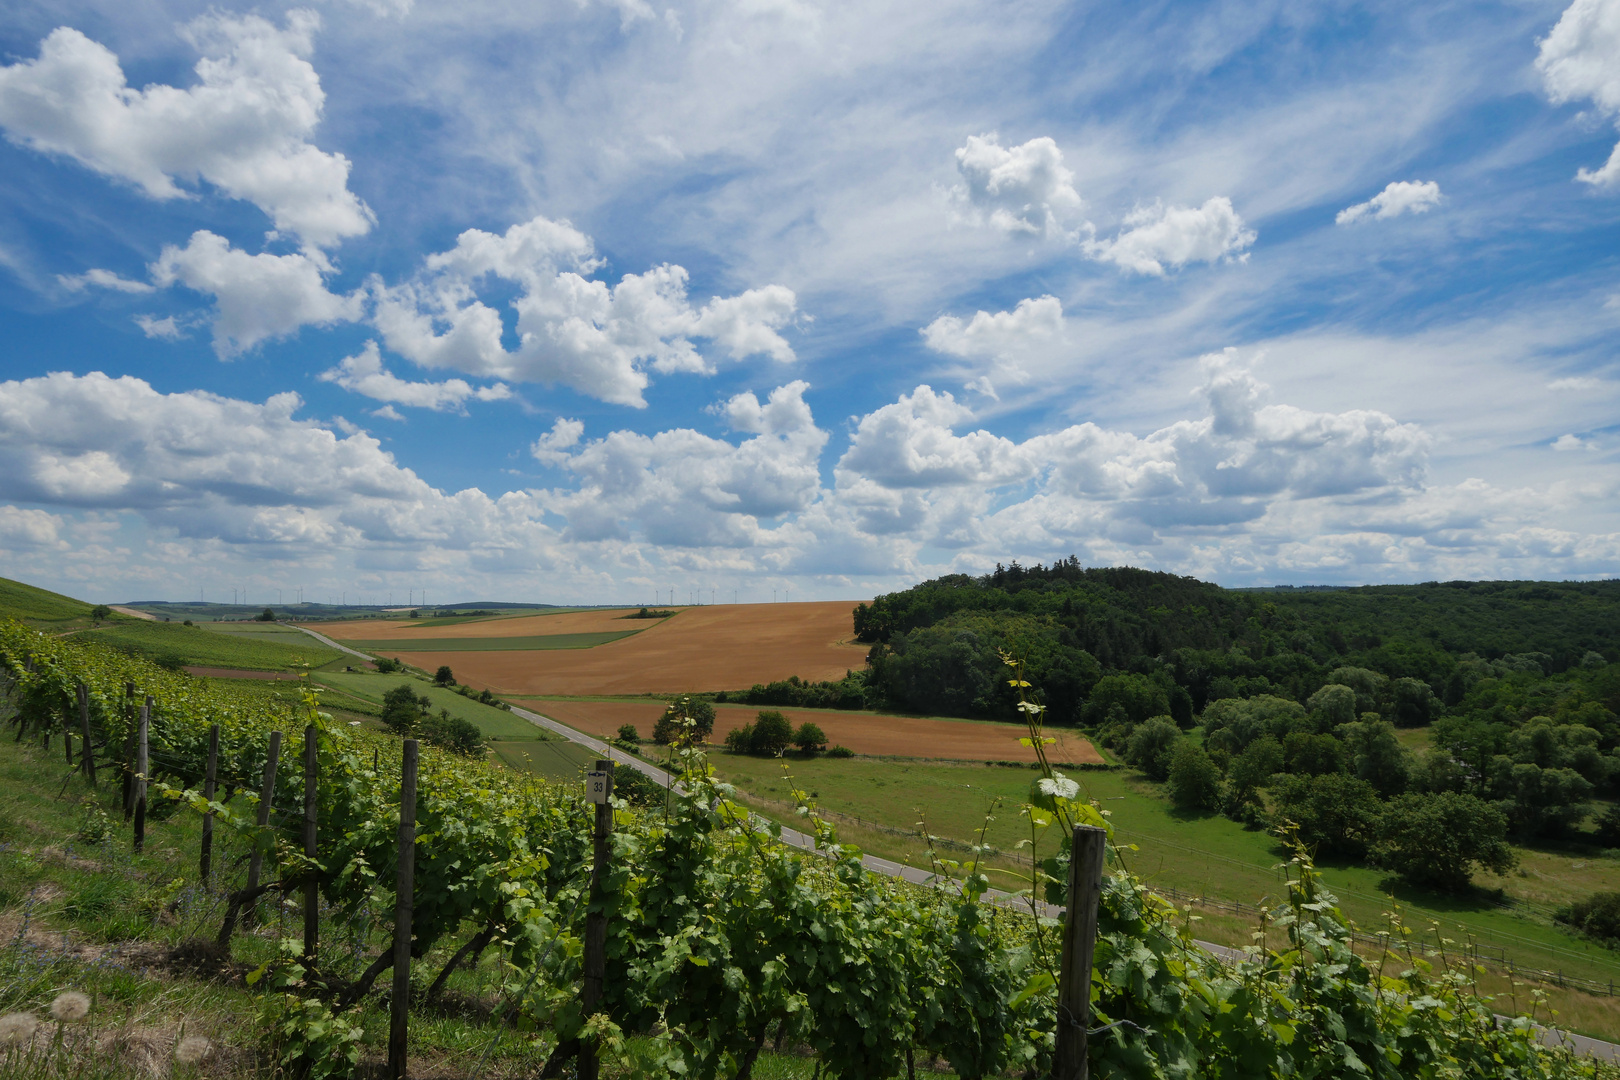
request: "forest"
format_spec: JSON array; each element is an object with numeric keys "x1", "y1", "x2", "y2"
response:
[{"x1": 848, "y1": 561, "x2": 1620, "y2": 897}]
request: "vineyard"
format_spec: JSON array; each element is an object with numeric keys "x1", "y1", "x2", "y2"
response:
[{"x1": 1, "y1": 618, "x2": 1617, "y2": 1079}]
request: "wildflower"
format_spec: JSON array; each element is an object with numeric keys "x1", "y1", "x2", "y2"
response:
[
  {"x1": 0, "y1": 1012, "x2": 38, "y2": 1045},
  {"x1": 49, "y1": 991, "x2": 91, "y2": 1022},
  {"x1": 175, "y1": 1034, "x2": 213, "y2": 1064}
]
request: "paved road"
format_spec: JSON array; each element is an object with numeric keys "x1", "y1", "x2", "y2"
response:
[
  {"x1": 507, "y1": 700, "x2": 1620, "y2": 1063},
  {"x1": 289, "y1": 625, "x2": 375, "y2": 662}
]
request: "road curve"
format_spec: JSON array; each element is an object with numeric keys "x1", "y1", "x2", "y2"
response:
[{"x1": 507, "y1": 700, "x2": 1620, "y2": 1063}]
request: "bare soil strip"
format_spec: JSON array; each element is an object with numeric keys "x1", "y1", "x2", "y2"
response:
[{"x1": 379, "y1": 602, "x2": 870, "y2": 696}]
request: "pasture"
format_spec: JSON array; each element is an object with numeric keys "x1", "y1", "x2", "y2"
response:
[
  {"x1": 704, "y1": 752, "x2": 1620, "y2": 987},
  {"x1": 80, "y1": 619, "x2": 340, "y2": 670},
  {"x1": 313, "y1": 669, "x2": 543, "y2": 740}
]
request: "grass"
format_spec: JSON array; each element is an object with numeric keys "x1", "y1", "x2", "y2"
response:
[
  {"x1": 77, "y1": 621, "x2": 340, "y2": 671},
  {"x1": 311, "y1": 670, "x2": 543, "y2": 739},
  {"x1": 340, "y1": 631, "x2": 641, "y2": 652},
  {"x1": 0, "y1": 576, "x2": 93, "y2": 628},
  {"x1": 703, "y1": 753, "x2": 1620, "y2": 991},
  {"x1": 490, "y1": 739, "x2": 601, "y2": 780}
]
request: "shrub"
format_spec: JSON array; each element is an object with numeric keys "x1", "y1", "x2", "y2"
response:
[
  {"x1": 794, "y1": 722, "x2": 827, "y2": 753},
  {"x1": 381, "y1": 684, "x2": 427, "y2": 735},
  {"x1": 616, "y1": 724, "x2": 641, "y2": 744},
  {"x1": 1556, "y1": 891, "x2": 1620, "y2": 945},
  {"x1": 1372, "y1": 791, "x2": 1515, "y2": 892},
  {"x1": 1225, "y1": 735, "x2": 1283, "y2": 819},
  {"x1": 257, "y1": 608, "x2": 276, "y2": 622},
  {"x1": 827, "y1": 745, "x2": 854, "y2": 758},
  {"x1": 1270, "y1": 772, "x2": 1383, "y2": 859},
  {"x1": 723, "y1": 725, "x2": 753, "y2": 753},
  {"x1": 1166, "y1": 742, "x2": 1222, "y2": 811},
  {"x1": 1125, "y1": 716, "x2": 1181, "y2": 781},
  {"x1": 433, "y1": 665, "x2": 456, "y2": 687},
  {"x1": 750, "y1": 710, "x2": 793, "y2": 756},
  {"x1": 611, "y1": 765, "x2": 664, "y2": 807},
  {"x1": 374, "y1": 657, "x2": 402, "y2": 673},
  {"x1": 654, "y1": 699, "x2": 716, "y2": 744},
  {"x1": 1282, "y1": 731, "x2": 1346, "y2": 776},
  {"x1": 419, "y1": 710, "x2": 484, "y2": 756},
  {"x1": 1594, "y1": 803, "x2": 1620, "y2": 847}
]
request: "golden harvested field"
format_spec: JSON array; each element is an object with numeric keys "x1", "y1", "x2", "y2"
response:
[
  {"x1": 369, "y1": 602, "x2": 871, "y2": 695},
  {"x1": 534, "y1": 699, "x2": 1104, "y2": 764},
  {"x1": 316, "y1": 608, "x2": 646, "y2": 640}
]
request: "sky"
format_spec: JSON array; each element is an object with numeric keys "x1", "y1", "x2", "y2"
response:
[{"x1": 0, "y1": 0, "x2": 1617, "y2": 606}]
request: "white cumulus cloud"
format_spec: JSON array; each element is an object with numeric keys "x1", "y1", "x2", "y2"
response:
[
  {"x1": 536, "y1": 381, "x2": 827, "y2": 546},
  {"x1": 0, "y1": 13, "x2": 372, "y2": 249},
  {"x1": 151, "y1": 231, "x2": 362, "y2": 356},
  {"x1": 1538, "y1": 0, "x2": 1620, "y2": 187},
  {"x1": 954, "y1": 134, "x2": 1085, "y2": 238},
  {"x1": 1336, "y1": 180, "x2": 1444, "y2": 225},
  {"x1": 319, "y1": 341, "x2": 511, "y2": 412},
  {"x1": 1088, "y1": 198, "x2": 1256, "y2": 275},
  {"x1": 374, "y1": 215, "x2": 798, "y2": 407}
]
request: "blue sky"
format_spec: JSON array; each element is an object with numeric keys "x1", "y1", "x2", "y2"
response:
[{"x1": 0, "y1": 0, "x2": 1617, "y2": 604}]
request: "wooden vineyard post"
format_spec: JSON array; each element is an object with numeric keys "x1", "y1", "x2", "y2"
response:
[
  {"x1": 389, "y1": 739, "x2": 420, "y2": 1080},
  {"x1": 303, "y1": 724, "x2": 319, "y2": 972},
  {"x1": 132, "y1": 698, "x2": 151, "y2": 852},
  {"x1": 581, "y1": 759, "x2": 614, "y2": 1080},
  {"x1": 200, "y1": 725, "x2": 219, "y2": 884},
  {"x1": 62, "y1": 698, "x2": 74, "y2": 767},
  {"x1": 244, "y1": 731, "x2": 283, "y2": 927},
  {"x1": 1052, "y1": 825, "x2": 1107, "y2": 1080},
  {"x1": 77, "y1": 682, "x2": 95, "y2": 787},
  {"x1": 121, "y1": 683, "x2": 137, "y2": 818}
]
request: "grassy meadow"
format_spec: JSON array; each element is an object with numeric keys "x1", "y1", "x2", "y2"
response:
[
  {"x1": 693, "y1": 750, "x2": 1620, "y2": 991},
  {"x1": 79, "y1": 619, "x2": 341, "y2": 670},
  {"x1": 312, "y1": 669, "x2": 544, "y2": 740}
]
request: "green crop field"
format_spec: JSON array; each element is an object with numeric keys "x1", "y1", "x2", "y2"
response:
[
  {"x1": 312, "y1": 669, "x2": 542, "y2": 739},
  {"x1": 344, "y1": 630, "x2": 641, "y2": 651},
  {"x1": 79, "y1": 619, "x2": 341, "y2": 670},
  {"x1": 490, "y1": 738, "x2": 600, "y2": 780},
  {"x1": 706, "y1": 752, "x2": 1620, "y2": 986},
  {"x1": 0, "y1": 575, "x2": 93, "y2": 627}
]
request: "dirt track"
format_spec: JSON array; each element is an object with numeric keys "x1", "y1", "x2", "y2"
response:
[
  {"x1": 535, "y1": 699, "x2": 1103, "y2": 764},
  {"x1": 377, "y1": 602, "x2": 870, "y2": 696},
  {"x1": 316, "y1": 609, "x2": 646, "y2": 640}
]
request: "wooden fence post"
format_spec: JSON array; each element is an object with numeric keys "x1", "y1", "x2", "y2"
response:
[
  {"x1": 121, "y1": 683, "x2": 137, "y2": 819},
  {"x1": 62, "y1": 699, "x2": 74, "y2": 768},
  {"x1": 1052, "y1": 825, "x2": 1107, "y2": 1080},
  {"x1": 245, "y1": 731, "x2": 283, "y2": 927},
  {"x1": 132, "y1": 698, "x2": 150, "y2": 853},
  {"x1": 77, "y1": 683, "x2": 95, "y2": 787},
  {"x1": 389, "y1": 739, "x2": 420, "y2": 1080},
  {"x1": 200, "y1": 725, "x2": 219, "y2": 884},
  {"x1": 303, "y1": 724, "x2": 319, "y2": 971},
  {"x1": 580, "y1": 758, "x2": 614, "y2": 1080}
]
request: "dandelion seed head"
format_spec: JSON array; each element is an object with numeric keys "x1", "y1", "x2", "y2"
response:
[
  {"x1": 49, "y1": 991, "x2": 91, "y2": 1022},
  {"x1": 175, "y1": 1034, "x2": 213, "y2": 1064},
  {"x1": 0, "y1": 1012, "x2": 38, "y2": 1044}
]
